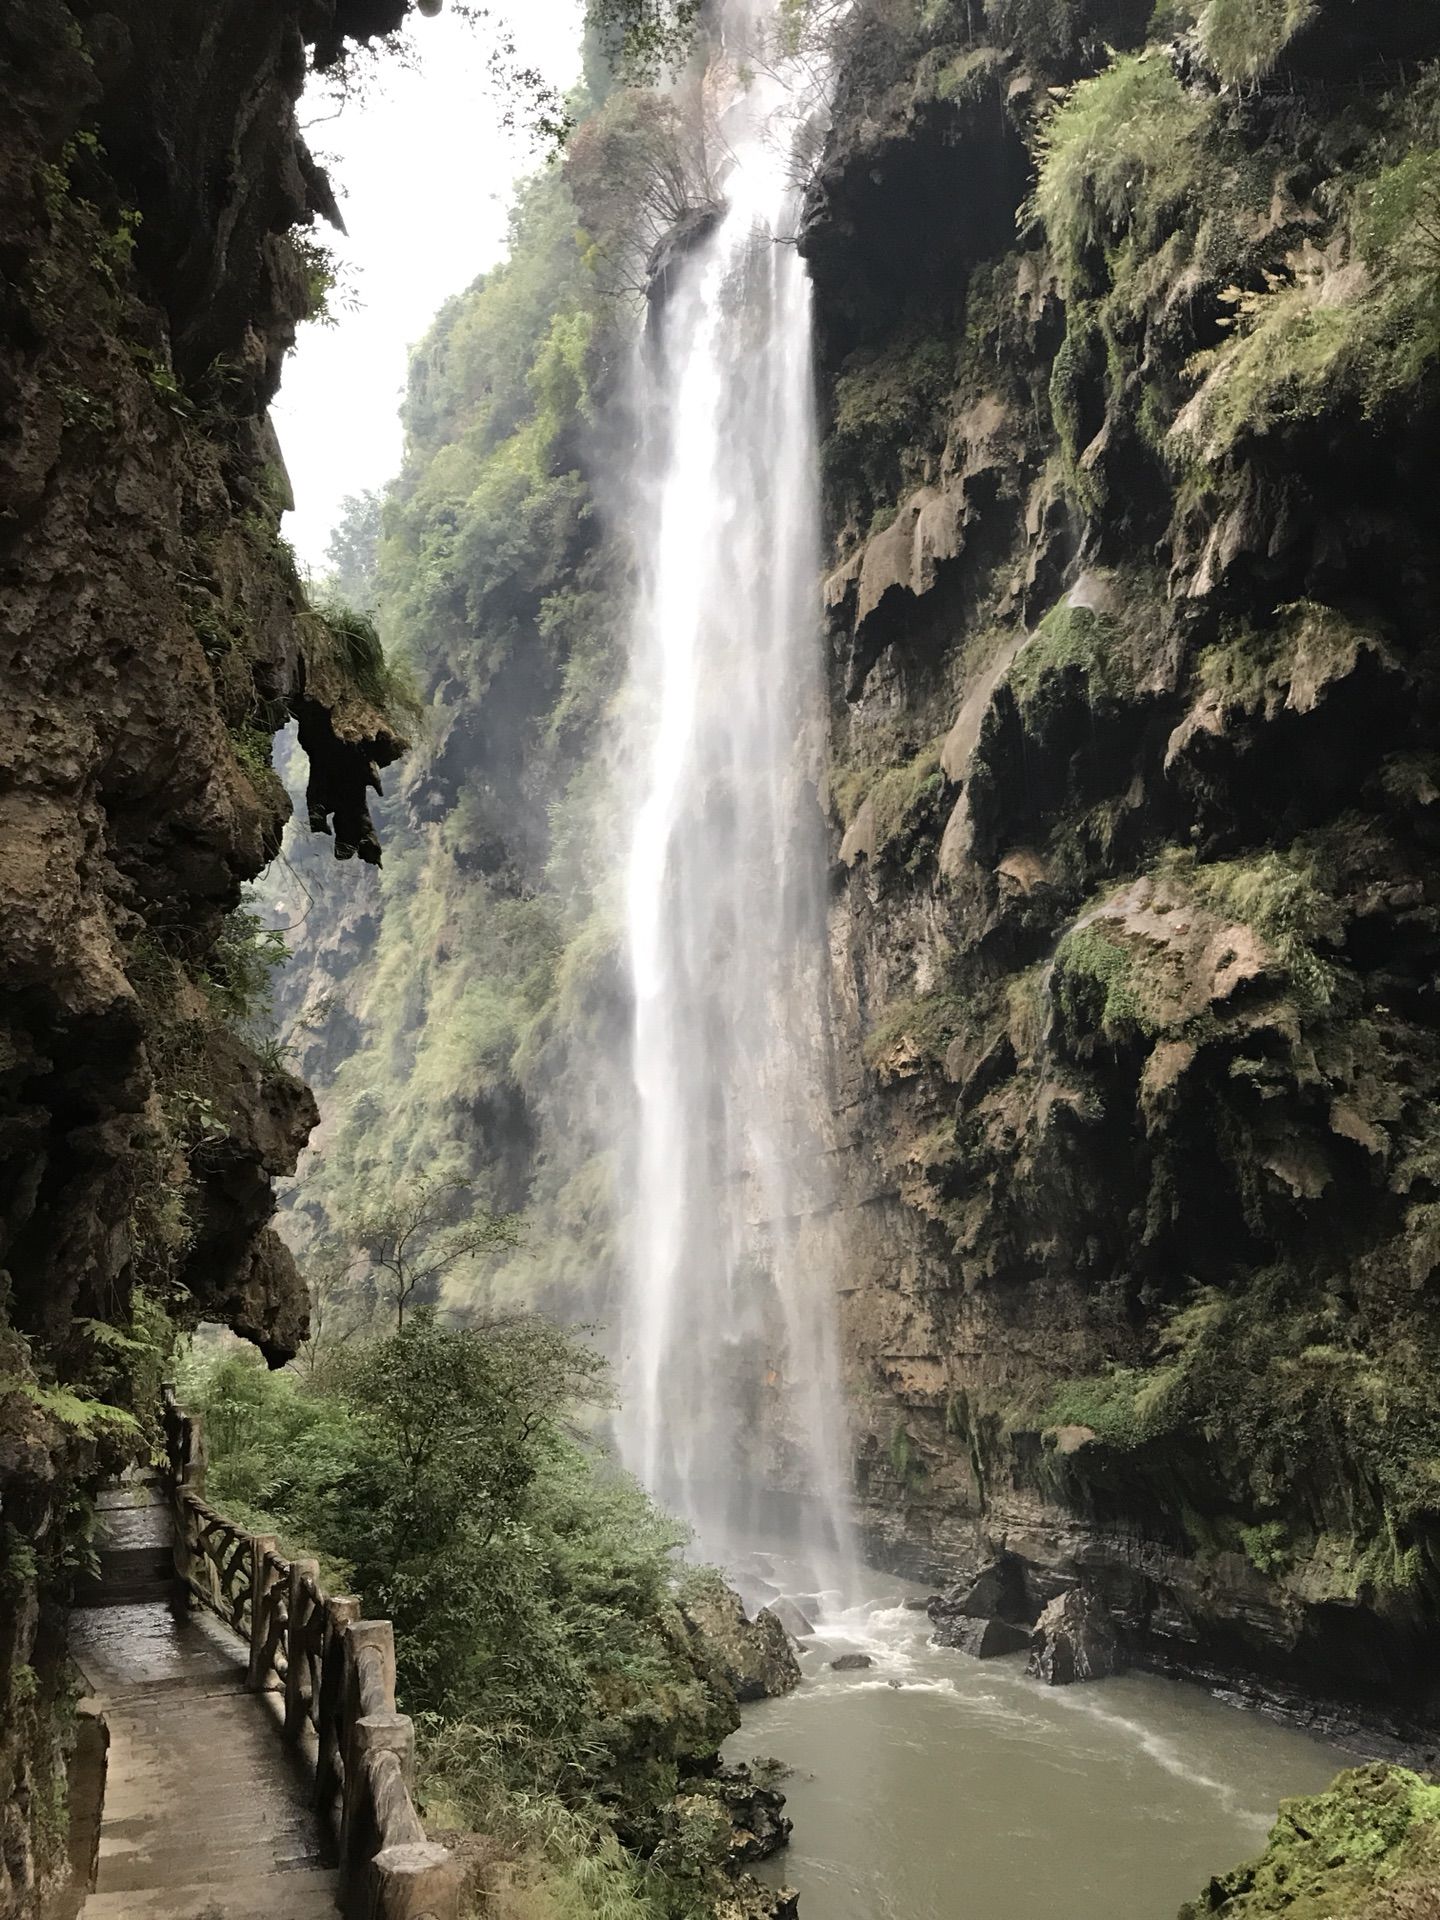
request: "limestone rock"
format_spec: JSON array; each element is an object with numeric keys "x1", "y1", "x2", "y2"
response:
[{"x1": 927, "y1": 1554, "x2": 1030, "y2": 1625}]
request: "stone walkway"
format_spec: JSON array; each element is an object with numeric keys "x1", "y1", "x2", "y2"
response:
[{"x1": 69, "y1": 1482, "x2": 341, "y2": 1919}]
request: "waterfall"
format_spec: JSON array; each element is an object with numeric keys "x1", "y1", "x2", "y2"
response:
[{"x1": 618, "y1": 24, "x2": 852, "y2": 1581}]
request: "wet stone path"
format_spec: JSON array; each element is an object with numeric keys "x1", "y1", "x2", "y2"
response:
[{"x1": 70, "y1": 1482, "x2": 340, "y2": 1919}]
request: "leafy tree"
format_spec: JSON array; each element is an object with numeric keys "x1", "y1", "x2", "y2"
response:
[
  {"x1": 322, "y1": 491, "x2": 384, "y2": 609},
  {"x1": 341, "y1": 1172, "x2": 519, "y2": 1328}
]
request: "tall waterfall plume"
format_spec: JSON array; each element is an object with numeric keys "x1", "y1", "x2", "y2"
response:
[{"x1": 619, "y1": 21, "x2": 852, "y2": 1577}]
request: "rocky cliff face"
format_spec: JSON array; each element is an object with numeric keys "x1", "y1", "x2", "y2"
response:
[
  {"x1": 0, "y1": 2, "x2": 411, "y2": 1906},
  {"x1": 804, "y1": 0, "x2": 1440, "y2": 1732}
]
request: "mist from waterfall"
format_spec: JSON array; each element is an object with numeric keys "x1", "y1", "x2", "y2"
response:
[{"x1": 618, "y1": 17, "x2": 853, "y2": 1582}]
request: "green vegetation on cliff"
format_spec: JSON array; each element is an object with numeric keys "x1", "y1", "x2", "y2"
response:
[{"x1": 271, "y1": 148, "x2": 634, "y2": 1321}]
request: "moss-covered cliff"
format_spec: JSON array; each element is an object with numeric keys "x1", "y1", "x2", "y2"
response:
[
  {"x1": 0, "y1": 0, "x2": 414, "y2": 1904},
  {"x1": 805, "y1": 0, "x2": 1440, "y2": 1727}
]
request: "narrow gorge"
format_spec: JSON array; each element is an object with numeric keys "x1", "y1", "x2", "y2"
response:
[{"x1": 6, "y1": 0, "x2": 1440, "y2": 1914}]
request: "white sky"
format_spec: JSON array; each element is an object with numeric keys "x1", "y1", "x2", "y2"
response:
[{"x1": 274, "y1": 0, "x2": 583, "y2": 575}]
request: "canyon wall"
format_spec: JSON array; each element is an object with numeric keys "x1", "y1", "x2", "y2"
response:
[
  {"x1": 806, "y1": 0, "x2": 1440, "y2": 1733},
  {"x1": 0, "y1": 2, "x2": 410, "y2": 1906}
]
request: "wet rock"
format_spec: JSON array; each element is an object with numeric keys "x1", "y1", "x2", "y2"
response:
[
  {"x1": 829, "y1": 1652, "x2": 874, "y2": 1671},
  {"x1": 646, "y1": 205, "x2": 725, "y2": 322},
  {"x1": 928, "y1": 1554, "x2": 1031, "y2": 1627},
  {"x1": 714, "y1": 1763, "x2": 793, "y2": 1864},
  {"x1": 681, "y1": 1580, "x2": 803, "y2": 1701},
  {"x1": 722, "y1": 1887, "x2": 798, "y2": 1920},
  {"x1": 767, "y1": 1597, "x2": 815, "y2": 1640},
  {"x1": 933, "y1": 1616, "x2": 1032, "y2": 1659},
  {"x1": 1028, "y1": 1589, "x2": 1123, "y2": 1686},
  {"x1": 903, "y1": 1596, "x2": 938, "y2": 1612}
]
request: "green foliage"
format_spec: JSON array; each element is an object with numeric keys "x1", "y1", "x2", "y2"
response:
[
  {"x1": 1181, "y1": 1766, "x2": 1440, "y2": 1918},
  {"x1": 302, "y1": 599, "x2": 423, "y2": 729},
  {"x1": 335, "y1": 1172, "x2": 519, "y2": 1331},
  {"x1": 271, "y1": 157, "x2": 628, "y2": 1320},
  {"x1": 1194, "y1": 0, "x2": 1315, "y2": 87},
  {"x1": 1043, "y1": 1366, "x2": 1161, "y2": 1447},
  {"x1": 1029, "y1": 55, "x2": 1212, "y2": 293},
  {"x1": 1173, "y1": 843, "x2": 1342, "y2": 1013},
  {"x1": 417, "y1": 1718, "x2": 666, "y2": 1918},
  {"x1": 1197, "y1": 601, "x2": 1381, "y2": 720},
  {"x1": 1176, "y1": 138, "x2": 1440, "y2": 461},
  {"x1": 288, "y1": 230, "x2": 351, "y2": 327},
  {"x1": 229, "y1": 724, "x2": 276, "y2": 785},
  {"x1": 1238, "y1": 1520, "x2": 1292, "y2": 1577},
  {"x1": 1043, "y1": 1269, "x2": 1440, "y2": 1601},
  {"x1": 188, "y1": 1318, "x2": 753, "y2": 1912},
  {"x1": 205, "y1": 901, "x2": 290, "y2": 1037},
  {"x1": 5, "y1": 1380, "x2": 140, "y2": 1446},
  {"x1": 984, "y1": 0, "x2": 1084, "y2": 68},
  {"x1": 825, "y1": 329, "x2": 956, "y2": 520},
  {"x1": 1052, "y1": 924, "x2": 1147, "y2": 1041},
  {"x1": 833, "y1": 738, "x2": 947, "y2": 869},
  {"x1": 1053, "y1": 836, "x2": 1342, "y2": 1052},
  {"x1": 863, "y1": 986, "x2": 969, "y2": 1069},
  {"x1": 323, "y1": 492, "x2": 384, "y2": 609},
  {"x1": 888, "y1": 1423, "x2": 929, "y2": 1491},
  {"x1": 1008, "y1": 598, "x2": 1130, "y2": 709},
  {"x1": 1047, "y1": 304, "x2": 1106, "y2": 496}
]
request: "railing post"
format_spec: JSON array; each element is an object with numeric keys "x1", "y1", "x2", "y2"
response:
[
  {"x1": 315, "y1": 1594, "x2": 359, "y2": 1815},
  {"x1": 340, "y1": 1712, "x2": 413, "y2": 1915},
  {"x1": 247, "y1": 1536, "x2": 278, "y2": 1689},
  {"x1": 346, "y1": 1619, "x2": 397, "y2": 1720},
  {"x1": 368, "y1": 1841, "x2": 462, "y2": 1920},
  {"x1": 182, "y1": 1410, "x2": 208, "y2": 1498},
  {"x1": 285, "y1": 1559, "x2": 320, "y2": 1741}
]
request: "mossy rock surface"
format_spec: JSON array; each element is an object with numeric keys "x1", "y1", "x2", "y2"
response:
[{"x1": 1181, "y1": 1766, "x2": 1440, "y2": 1918}]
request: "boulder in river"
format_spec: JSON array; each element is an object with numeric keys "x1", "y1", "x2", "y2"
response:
[
  {"x1": 713, "y1": 1761, "x2": 794, "y2": 1863},
  {"x1": 1027, "y1": 1588, "x2": 1123, "y2": 1685},
  {"x1": 681, "y1": 1577, "x2": 803, "y2": 1700},
  {"x1": 767, "y1": 1596, "x2": 815, "y2": 1639},
  {"x1": 928, "y1": 1553, "x2": 1031, "y2": 1627},
  {"x1": 932, "y1": 1614, "x2": 1032, "y2": 1659},
  {"x1": 829, "y1": 1652, "x2": 873, "y2": 1671}
]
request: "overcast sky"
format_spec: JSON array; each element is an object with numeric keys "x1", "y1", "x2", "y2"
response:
[{"x1": 274, "y1": 0, "x2": 582, "y2": 575}]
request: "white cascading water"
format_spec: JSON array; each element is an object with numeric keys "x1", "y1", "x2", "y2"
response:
[{"x1": 619, "y1": 13, "x2": 852, "y2": 1583}]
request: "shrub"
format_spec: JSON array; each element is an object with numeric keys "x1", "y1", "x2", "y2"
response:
[
  {"x1": 1195, "y1": 0, "x2": 1316, "y2": 87},
  {"x1": 1028, "y1": 54, "x2": 1211, "y2": 292},
  {"x1": 302, "y1": 599, "x2": 423, "y2": 728},
  {"x1": 1175, "y1": 145, "x2": 1440, "y2": 461}
]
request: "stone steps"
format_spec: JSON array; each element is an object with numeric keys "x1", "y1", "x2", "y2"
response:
[{"x1": 74, "y1": 1476, "x2": 173, "y2": 1607}]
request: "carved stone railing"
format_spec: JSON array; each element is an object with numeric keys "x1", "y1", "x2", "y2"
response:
[{"x1": 161, "y1": 1383, "x2": 460, "y2": 1920}]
